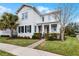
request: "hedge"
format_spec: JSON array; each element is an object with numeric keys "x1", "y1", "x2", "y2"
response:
[
  {"x1": 32, "y1": 33, "x2": 42, "y2": 39},
  {"x1": 45, "y1": 33, "x2": 60, "y2": 40}
]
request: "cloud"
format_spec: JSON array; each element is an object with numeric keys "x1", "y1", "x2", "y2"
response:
[
  {"x1": 0, "y1": 6, "x2": 12, "y2": 15},
  {"x1": 36, "y1": 6, "x2": 52, "y2": 14},
  {"x1": 76, "y1": 19, "x2": 79, "y2": 22}
]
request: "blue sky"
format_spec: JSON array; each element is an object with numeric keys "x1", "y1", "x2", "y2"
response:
[
  {"x1": 0, "y1": 3, "x2": 58, "y2": 14},
  {"x1": 0, "y1": 3, "x2": 79, "y2": 22}
]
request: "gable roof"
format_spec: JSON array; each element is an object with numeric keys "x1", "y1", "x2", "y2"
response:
[
  {"x1": 16, "y1": 4, "x2": 42, "y2": 16},
  {"x1": 42, "y1": 10, "x2": 61, "y2": 16},
  {"x1": 16, "y1": 4, "x2": 60, "y2": 17}
]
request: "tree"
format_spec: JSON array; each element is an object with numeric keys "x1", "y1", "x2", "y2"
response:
[
  {"x1": 0, "y1": 12, "x2": 18, "y2": 37},
  {"x1": 55, "y1": 4, "x2": 78, "y2": 41},
  {"x1": 65, "y1": 22, "x2": 78, "y2": 37}
]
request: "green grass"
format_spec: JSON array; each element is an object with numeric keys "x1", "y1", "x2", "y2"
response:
[
  {"x1": 36, "y1": 36, "x2": 79, "y2": 56},
  {"x1": 0, "y1": 50, "x2": 14, "y2": 56},
  {"x1": 0, "y1": 37, "x2": 38, "y2": 47}
]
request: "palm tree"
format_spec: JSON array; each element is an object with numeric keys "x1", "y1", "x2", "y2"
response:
[{"x1": 0, "y1": 12, "x2": 18, "y2": 37}]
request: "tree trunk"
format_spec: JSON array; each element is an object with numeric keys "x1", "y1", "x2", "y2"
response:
[
  {"x1": 60, "y1": 26, "x2": 65, "y2": 41},
  {"x1": 61, "y1": 30, "x2": 65, "y2": 41},
  {"x1": 10, "y1": 28, "x2": 14, "y2": 38}
]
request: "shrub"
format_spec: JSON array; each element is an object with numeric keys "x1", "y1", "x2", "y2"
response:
[
  {"x1": 1, "y1": 35, "x2": 9, "y2": 37},
  {"x1": 45, "y1": 33, "x2": 60, "y2": 40},
  {"x1": 70, "y1": 34, "x2": 76, "y2": 37},
  {"x1": 16, "y1": 36, "x2": 30, "y2": 39},
  {"x1": 32, "y1": 33, "x2": 42, "y2": 39}
]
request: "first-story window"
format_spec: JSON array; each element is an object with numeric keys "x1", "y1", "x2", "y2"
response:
[
  {"x1": 21, "y1": 26, "x2": 24, "y2": 33},
  {"x1": 25, "y1": 25, "x2": 31, "y2": 33},
  {"x1": 51, "y1": 24, "x2": 57, "y2": 32},
  {"x1": 18, "y1": 26, "x2": 24, "y2": 33}
]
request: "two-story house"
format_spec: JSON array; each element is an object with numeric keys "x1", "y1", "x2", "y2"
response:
[{"x1": 16, "y1": 4, "x2": 61, "y2": 38}]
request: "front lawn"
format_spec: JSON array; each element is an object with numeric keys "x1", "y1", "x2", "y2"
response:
[
  {"x1": 0, "y1": 50, "x2": 14, "y2": 56},
  {"x1": 36, "y1": 36, "x2": 79, "y2": 56},
  {"x1": 0, "y1": 37, "x2": 38, "y2": 47}
]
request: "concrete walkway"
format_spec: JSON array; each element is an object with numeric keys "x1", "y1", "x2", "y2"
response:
[
  {"x1": 27, "y1": 39, "x2": 45, "y2": 48},
  {"x1": 0, "y1": 39, "x2": 61, "y2": 56}
]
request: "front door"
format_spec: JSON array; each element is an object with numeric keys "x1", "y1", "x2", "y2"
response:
[
  {"x1": 38, "y1": 26, "x2": 42, "y2": 33},
  {"x1": 47, "y1": 25, "x2": 49, "y2": 33},
  {"x1": 44, "y1": 25, "x2": 49, "y2": 33}
]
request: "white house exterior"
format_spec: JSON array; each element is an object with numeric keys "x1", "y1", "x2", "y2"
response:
[
  {"x1": 0, "y1": 29, "x2": 11, "y2": 36},
  {"x1": 16, "y1": 5, "x2": 61, "y2": 38}
]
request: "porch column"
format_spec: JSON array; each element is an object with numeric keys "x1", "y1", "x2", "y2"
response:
[
  {"x1": 49, "y1": 24, "x2": 51, "y2": 33},
  {"x1": 42, "y1": 24, "x2": 44, "y2": 34},
  {"x1": 24, "y1": 26, "x2": 25, "y2": 33}
]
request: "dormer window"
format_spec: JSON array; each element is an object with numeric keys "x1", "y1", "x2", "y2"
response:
[{"x1": 22, "y1": 12, "x2": 28, "y2": 20}]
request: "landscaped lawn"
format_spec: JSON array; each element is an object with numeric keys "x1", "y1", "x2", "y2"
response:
[
  {"x1": 35, "y1": 36, "x2": 79, "y2": 56},
  {"x1": 0, "y1": 37, "x2": 38, "y2": 47},
  {"x1": 0, "y1": 50, "x2": 14, "y2": 56}
]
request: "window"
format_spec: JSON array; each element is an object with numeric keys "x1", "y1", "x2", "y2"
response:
[
  {"x1": 51, "y1": 24, "x2": 57, "y2": 32},
  {"x1": 48, "y1": 15, "x2": 51, "y2": 20},
  {"x1": 22, "y1": 13, "x2": 24, "y2": 19},
  {"x1": 18, "y1": 26, "x2": 24, "y2": 33},
  {"x1": 42, "y1": 17, "x2": 44, "y2": 22},
  {"x1": 21, "y1": 26, "x2": 24, "y2": 33},
  {"x1": 25, "y1": 25, "x2": 31, "y2": 33},
  {"x1": 22, "y1": 12, "x2": 28, "y2": 20}
]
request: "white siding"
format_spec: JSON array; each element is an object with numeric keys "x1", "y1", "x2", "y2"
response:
[
  {"x1": 17, "y1": 6, "x2": 61, "y2": 38},
  {"x1": 43, "y1": 14, "x2": 58, "y2": 22},
  {"x1": 17, "y1": 6, "x2": 42, "y2": 37},
  {"x1": 0, "y1": 29, "x2": 11, "y2": 36}
]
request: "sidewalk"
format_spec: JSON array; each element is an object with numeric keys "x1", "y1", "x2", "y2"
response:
[
  {"x1": 27, "y1": 39, "x2": 45, "y2": 48},
  {"x1": 0, "y1": 40, "x2": 61, "y2": 56}
]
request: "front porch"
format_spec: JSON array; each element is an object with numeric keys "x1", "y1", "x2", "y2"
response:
[{"x1": 35, "y1": 23, "x2": 58, "y2": 34}]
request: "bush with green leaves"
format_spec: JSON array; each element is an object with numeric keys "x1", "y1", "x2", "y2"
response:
[
  {"x1": 65, "y1": 22, "x2": 78, "y2": 37},
  {"x1": 32, "y1": 33, "x2": 42, "y2": 39},
  {"x1": 45, "y1": 33, "x2": 60, "y2": 40}
]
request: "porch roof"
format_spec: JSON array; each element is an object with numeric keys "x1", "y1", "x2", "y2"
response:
[{"x1": 36, "y1": 21, "x2": 59, "y2": 25}]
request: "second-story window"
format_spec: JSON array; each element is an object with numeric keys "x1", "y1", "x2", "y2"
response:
[
  {"x1": 22, "y1": 12, "x2": 28, "y2": 20},
  {"x1": 48, "y1": 15, "x2": 51, "y2": 20},
  {"x1": 42, "y1": 17, "x2": 44, "y2": 22}
]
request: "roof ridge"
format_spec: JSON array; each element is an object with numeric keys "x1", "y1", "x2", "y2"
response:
[{"x1": 16, "y1": 4, "x2": 60, "y2": 16}]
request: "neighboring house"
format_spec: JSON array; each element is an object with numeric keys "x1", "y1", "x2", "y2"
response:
[
  {"x1": 0, "y1": 29, "x2": 11, "y2": 36},
  {"x1": 16, "y1": 5, "x2": 61, "y2": 38}
]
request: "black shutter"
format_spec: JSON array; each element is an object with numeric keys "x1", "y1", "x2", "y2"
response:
[
  {"x1": 35, "y1": 26, "x2": 36, "y2": 32},
  {"x1": 25, "y1": 26, "x2": 27, "y2": 33},
  {"x1": 30, "y1": 25, "x2": 31, "y2": 33},
  {"x1": 18, "y1": 27, "x2": 20, "y2": 33}
]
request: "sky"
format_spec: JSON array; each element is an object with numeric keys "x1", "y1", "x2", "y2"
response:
[
  {"x1": 0, "y1": 3, "x2": 79, "y2": 22},
  {"x1": 0, "y1": 3, "x2": 58, "y2": 14}
]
